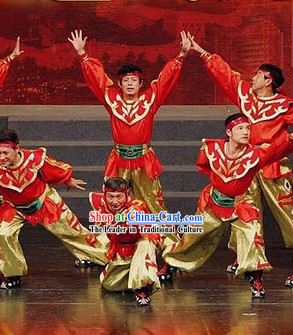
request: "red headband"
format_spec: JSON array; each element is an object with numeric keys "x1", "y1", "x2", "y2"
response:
[
  {"x1": 103, "y1": 187, "x2": 128, "y2": 194},
  {"x1": 119, "y1": 71, "x2": 142, "y2": 80},
  {"x1": 0, "y1": 142, "x2": 17, "y2": 149},
  {"x1": 226, "y1": 117, "x2": 249, "y2": 131}
]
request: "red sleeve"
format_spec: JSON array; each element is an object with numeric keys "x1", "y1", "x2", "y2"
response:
[
  {"x1": 202, "y1": 53, "x2": 242, "y2": 106},
  {"x1": 285, "y1": 105, "x2": 293, "y2": 126},
  {"x1": 196, "y1": 144, "x2": 211, "y2": 176},
  {"x1": 40, "y1": 156, "x2": 73, "y2": 185},
  {"x1": 0, "y1": 57, "x2": 11, "y2": 87},
  {"x1": 80, "y1": 52, "x2": 114, "y2": 105},
  {"x1": 259, "y1": 133, "x2": 293, "y2": 169},
  {"x1": 150, "y1": 56, "x2": 184, "y2": 113}
]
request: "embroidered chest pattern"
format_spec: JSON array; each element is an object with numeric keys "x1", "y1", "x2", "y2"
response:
[
  {"x1": 238, "y1": 83, "x2": 290, "y2": 124},
  {"x1": 206, "y1": 142, "x2": 259, "y2": 183},
  {"x1": 105, "y1": 90, "x2": 156, "y2": 125},
  {"x1": 0, "y1": 152, "x2": 43, "y2": 193}
]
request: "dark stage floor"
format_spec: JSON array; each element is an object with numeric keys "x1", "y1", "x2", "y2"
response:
[{"x1": 0, "y1": 226, "x2": 292, "y2": 335}]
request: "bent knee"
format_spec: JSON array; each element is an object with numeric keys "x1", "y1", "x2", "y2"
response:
[{"x1": 0, "y1": 227, "x2": 16, "y2": 239}]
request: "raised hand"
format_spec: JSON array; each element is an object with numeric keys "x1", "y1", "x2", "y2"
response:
[
  {"x1": 179, "y1": 31, "x2": 191, "y2": 57},
  {"x1": 10, "y1": 37, "x2": 24, "y2": 60},
  {"x1": 187, "y1": 32, "x2": 205, "y2": 54},
  {"x1": 68, "y1": 30, "x2": 88, "y2": 55}
]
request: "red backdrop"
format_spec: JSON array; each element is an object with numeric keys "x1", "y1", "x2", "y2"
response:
[{"x1": 0, "y1": 0, "x2": 292, "y2": 105}]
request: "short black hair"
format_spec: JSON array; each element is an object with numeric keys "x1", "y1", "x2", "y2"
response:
[
  {"x1": 259, "y1": 64, "x2": 285, "y2": 93},
  {"x1": 117, "y1": 64, "x2": 143, "y2": 84},
  {"x1": 225, "y1": 113, "x2": 248, "y2": 128},
  {"x1": 0, "y1": 128, "x2": 19, "y2": 144},
  {"x1": 104, "y1": 177, "x2": 129, "y2": 192}
]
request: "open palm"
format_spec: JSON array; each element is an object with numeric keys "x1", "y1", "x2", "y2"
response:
[{"x1": 68, "y1": 30, "x2": 88, "y2": 55}]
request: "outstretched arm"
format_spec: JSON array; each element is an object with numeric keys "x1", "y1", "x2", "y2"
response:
[
  {"x1": 188, "y1": 32, "x2": 241, "y2": 105},
  {"x1": 41, "y1": 155, "x2": 73, "y2": 186},
  {"x1": 0, "y1": 59, "x2": 9, "y2": 87},
  {"x1": 0, "y1": 37, "x2": 24, "y2": 86},
  {"x1": 259, "y1": 133, "x2": 293, "y2": 169},
  {"x1": 68, "y1": 30, "x2": 113, "y2": 104},
  {"x1": 151, "y1": 31, "x2": 191, "y2": 112},
  {"x1": 41, "y1": 155, "x2": 87, "y2": 191}
]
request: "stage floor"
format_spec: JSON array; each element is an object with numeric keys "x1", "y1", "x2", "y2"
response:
[{"x1": 0, "y1": 226, "x2": 292, "y2": 335}]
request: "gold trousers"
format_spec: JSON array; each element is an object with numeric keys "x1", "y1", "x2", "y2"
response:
[
  {"x1": 100, "y1": 239, "x2": 161, "y2": 294},
  {"x1": 0, "y1": 188, "x2": 108, "y2": 277},
  {"x1": 229, "y1": 169, "x2": 293, "y2": 249},
  {"x1": 163, "y1": 208, "x2": 272, "y2": 276}
]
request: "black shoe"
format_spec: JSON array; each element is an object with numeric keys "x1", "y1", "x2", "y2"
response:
[
  {"x1": 250, "y1": 271, "x2": 265, "y2": 299},
  {"x1": 0, "y1": 276, "x2": 21, "y2": 290},
  {"x1": 285, "y1": 274, "x2": 293, "y2": 288},
  {"x1": 244, "y1": 271, "x2": 254, "y2": 283},
  {"x1": 135, "y1": 290, "x2": 151, "y2": 307},
  {"x1": 75, "y1": 259, "x2": 101, "y2": 269},
  {"x1": 158, "y1": 263, "x2": 176, "y2": 283},
  {"x1": 226, "y1": 259, "x2": 239, "y2": 274}
]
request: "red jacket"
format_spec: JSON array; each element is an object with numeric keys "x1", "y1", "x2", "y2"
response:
[
  {"x1": 81, "y1": 53, "x2": 184, "y2": 178},
  {"x1": 196, "y1": 134, "x2": 293, "y2": 221}
]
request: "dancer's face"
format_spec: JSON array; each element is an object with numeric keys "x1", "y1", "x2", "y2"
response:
[
  {"x1": 251, "y1": 70, "x2": 272, "y2": 92},
  {"x1": 0, "y1": 146, "x2": 19, "y2": 167},
  {"x1": 105, "y1": 191, "x2": 128, "y2": 213},
  {"x1": 119, "y1": 75, "x2": 142, "y2": 99},
  {"x1": 226, "y1": 122, "x2": 250, "y2": 145}
]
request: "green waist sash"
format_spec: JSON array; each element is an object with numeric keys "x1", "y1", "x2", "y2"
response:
[
  {"x1": 15, "y1": 198, "x2": 43, "y2": 214},
  {"x1": 115, "y1": 143, "x2": 150, "y2": 159},
  {"x1": 211, "y1": 188, "x2": 235, "y2": 208}
]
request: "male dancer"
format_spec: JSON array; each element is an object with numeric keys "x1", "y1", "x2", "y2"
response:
[
  {"x1": 0, "y1": 129, "x2": 107, "y2": 289},
  {"x1": 163, "y1": 114, "x2": 293, "y2": 298},
  {"x1": 188, "y1": 34, "x2": 293, "y2": 287},
  {"x1": 68, "y1": 30, "x2": 191, "y2": 216},
  {"x1": 0, "y1": 37, "x2": 23, "y2": 86},
  {"x1": 89, "y1": 177, "x2": 161, "y2": 306}
]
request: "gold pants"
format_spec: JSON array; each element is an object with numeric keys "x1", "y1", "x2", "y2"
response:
[
  {"x1": 100, "y1": 239, "x2": 161, "y2": 294},
  {"x1": 116, "y1": 167, "x2": 165, "y2": 215},
  {"x1": 0, "y1": 188, "x2": 108, "y2": 277},
  {"x1": 112, "y1": 167, "x2": 179, "y2": 247},
  {"x1": 229, "y1": 168, "x2": 293, "y2": 249},
  {"x1": 163, "y1": 208, "x2": 272, "y2": 276}
]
